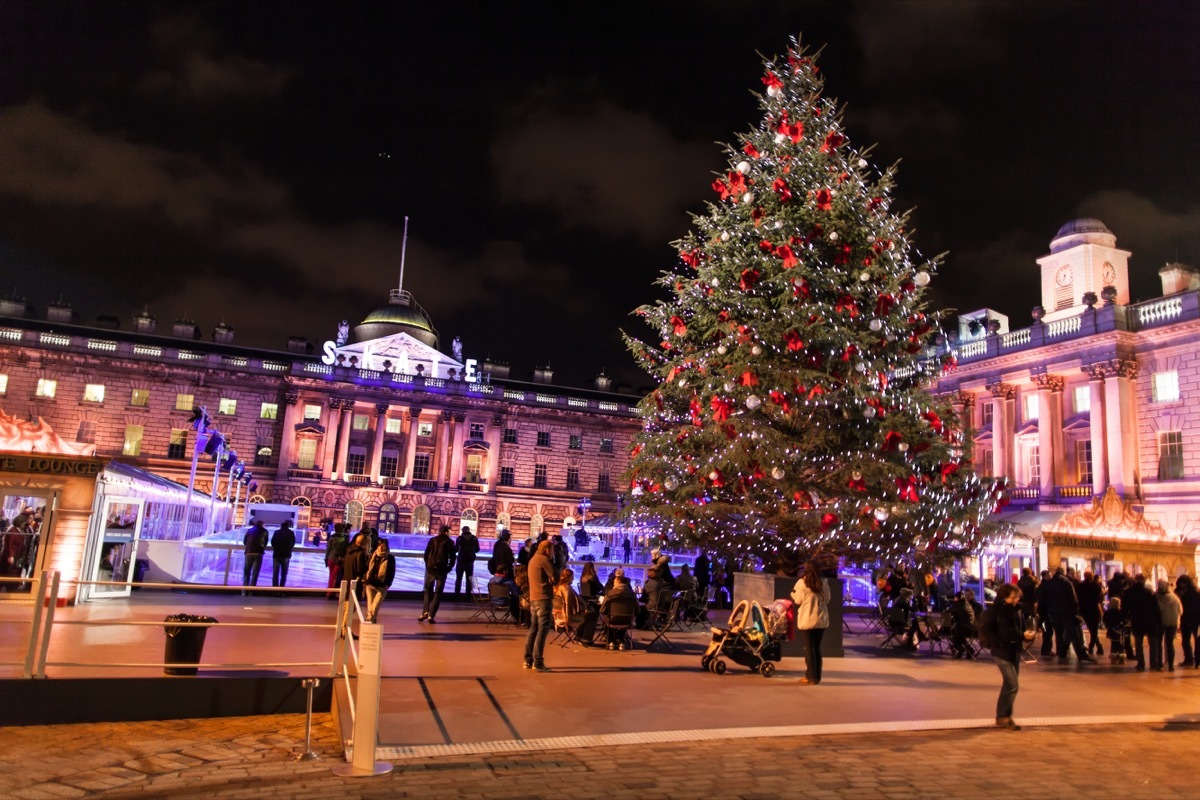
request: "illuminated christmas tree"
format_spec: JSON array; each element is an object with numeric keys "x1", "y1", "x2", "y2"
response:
[{"x1": 623, "y1": 39, "x2": 1005, "y2": 572}]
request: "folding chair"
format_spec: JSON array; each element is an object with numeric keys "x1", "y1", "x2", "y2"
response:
[
  {"x1": 645, "y1": 594, "x2": 681, "y2": 651},
  {"x1": 487, "y1": 581, "x2": 517, "y2": 627},
  {"x1": 468, "y1": 588, "x2": 497, "y2": 623},
  {"x1": 600, "y1": 597, "x2": 638, "y2": 650},
  {"x1": 879, "y1": 606, "x2": 911, "y2": 650}
]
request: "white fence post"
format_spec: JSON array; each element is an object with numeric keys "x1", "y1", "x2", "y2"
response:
[{"x1": 331, "y1": 597, "x2": 391, "y2": 777}]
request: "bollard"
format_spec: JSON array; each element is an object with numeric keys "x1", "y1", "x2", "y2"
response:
[{"x1": 294, "y1": 678, "x2": 321, "y2": 762}]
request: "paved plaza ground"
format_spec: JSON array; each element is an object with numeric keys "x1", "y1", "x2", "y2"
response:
[{"x1": 2, "y1": 591, "x2": 1199, "y2": 797}]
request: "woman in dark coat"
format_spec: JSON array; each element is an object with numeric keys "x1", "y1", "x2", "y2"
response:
[{"x1": 342, "y1": 532, "x2": 370, "y2": 601}]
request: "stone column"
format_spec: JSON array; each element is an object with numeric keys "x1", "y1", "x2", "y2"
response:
[
  {"x1": 447, "y1": 412, "x2": 467, "y2": 489},
  {"x1": 276, "y1": 391, "x2": 299, "y2": 480},
  {"x1": 402, "y1": 407, "x2": 422, "y2": 485},
  {"x1": 333, "y1": 401, "x2": 355, "y2": 481},
  {"x1": 486, "y1": 414, "x2": 504, "y2": 490},
  {"x1": 434, "y1": 411, "x2": 452, "y2": 489},
  {"x1": 987, "y1": 382, "x2": 1016, "y2": 480},
  {"x1": 1084, "y1": 363, "x2": 1109, "y2": 494},
  {"x1": 951, "y1": 391, "x2": 975, "y2": 467},
  {"x1": 320, "y1": 398, "x2": 342, "y2": 479},
  {"x1": 1033, "y1": 373, "x2": 1065, "y2": 499},
  {"x1": 1101, "y1": 358, "x2": 1139, "y2": 496},
  {"x1": 368, "y1": 403, "x2": 389, "y2": 484}
]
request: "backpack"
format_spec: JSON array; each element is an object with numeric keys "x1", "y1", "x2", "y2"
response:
[
  {"x1": 977, "y1": 605, "x2": 999, "y2": 649},
  {"x1": 487, "y1": 555, "x2": 498, "y2": 574}
]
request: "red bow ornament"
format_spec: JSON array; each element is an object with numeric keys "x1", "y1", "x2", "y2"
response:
[
  {"x1": 680, "y1": 249, "x2": 702, "y2": 269},
  {"x1": 740, "y1": 370, "x2": 758, "y2": 387},
  {"x1": 792, "y1": 277, "x2": 810, "y2": 299},
  {"x1": 769, "y1": 390, "x2": 791, "y2": 414},
  {"x1": 772, "y1": 177, "x2": 792, "y2": 202},
  {"x1": 670, "y1": 316, "x2": 687, "y2": 336},
  {"x1": 743, "y1": 142, "x2": 761, "y2": 159},
  {"x1": 813, "y1": 188, "x2": 833, "y2": 211},
  {"x1": 710, "y1": 396, "x2": 733, "y2": 422},
  {"x1": 820, "y1": 131, "x2": 845, "y2": 153},
  {"x1": 895, "y1": 476, "x2": 920, "y2": 503},
  {"x1": 835, "y1": 295, "x2": 860, "y2": 317},
  {"x1": 740, "y1": 268, "x2": 761, "y2": 291},
  {"x1": 784, "y1": 330, "x2": 804, "y2": 351},
  {"x1": 820, "y1": 512, "x2": 839, "y2": 531},
  {"x1": 882, "y1": 431, "x2": 903, "y2": 452},
  {"x1": 776, "y1": 244, "x2": 798, "y2": 269},
  {"x1": 689, "y1": 397, "x2": 703, "y2": 427}
]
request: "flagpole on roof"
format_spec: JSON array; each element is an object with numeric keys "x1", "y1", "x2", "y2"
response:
[{"x1": 398, "y1": 216, "x2": 409, "y2": 296}]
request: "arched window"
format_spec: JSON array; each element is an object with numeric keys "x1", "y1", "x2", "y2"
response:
[
  {"x1": 460, "y1": 507, "x2": 478, "y2": 534},
  {"x1": 495, "y1": 511, "x2": 511, "y2": 535},
  {"x1": 411, "y1": 504, "x2": 431, "y2": 534},
  {"x1": 530, "y1": 513, "x2": 544, "y2": 537},
  {"x1": 248, "y1": 494, "x2": 267, "y2": 505},
  {"x1": 345, "y1": 500, "x2": 364, "y2": 530},
  {"x1": 562, "y1": 516, "x2": 576, "y2": 528},
  {"x1": 378, "y1": 502, "x2": 399, "y2": 534},
  {"x1": 291, "y1": 496, "x2": 312, "y2": 508}
]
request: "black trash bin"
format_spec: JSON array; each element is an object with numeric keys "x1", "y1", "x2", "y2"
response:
[{"x1": 163, "y1": 614, "x2": 219, "y2": 675}]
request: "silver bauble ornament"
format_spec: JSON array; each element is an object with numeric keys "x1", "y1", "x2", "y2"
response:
[
  {"x1": 742, "y1": 191, "x2": 754, "y2": 204},
  {"x1": 873, "y1": 507, "x2": 890, "y2": 522},
  {"x1": 708, "y1": 470, "x2": 720, "y2": 481},
  {"x1": 723, "y1": 381, "x2": 735, "y2": 393},
  {"x1": 736, "y1": 160, "x2": 751, "y2": 175},
  {"x1": 717, "y1": 345, "x2": 728, "y2": 355},
  {"x1": 869, "y1": 318, "x2": 883, "y2": 332},
  {"x1": 771, "y1": 467, "x2": 785, "y2": 480},
  {"x1": 829, "y1": 231, "x2": 839, "y2": 242},
  {"x1": 720, "y1": 231, "x2": 730, "y2": 242},
  {"x1": 897, "y1": 442, "x2": 909, "y2": 452},
  {"x1": 751, "y1": 345, "x2": 762, "y2": 356},
  {"x1": 863, "y1": 404, "x2": 876, "y2": 418},
  {"x1": 664, "y1": 476, "x2": 678, "y2": 490},
  {"x1": 913, "y1": 271, "x2": 931, "y2": 287},
  {"x1": 860, "y1": 271, "x2": 871, "y2": 282},
  {"x1": 746, "y1": 394, "x2": 761, "y2": 410}
]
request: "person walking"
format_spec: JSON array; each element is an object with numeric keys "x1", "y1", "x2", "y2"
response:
[
  {"x1": 270, "y1": 520, "x2": 297, "y2": 588},
  {"x1": 1156, "y1": 579, "x2": 1183, "y2": 671},
  {"x1": 241, "y1": 519, "x2": 268, "y2": 595},
  {"x1": 324, "y1": 524, "x2": 349, "y2": 598},
  {"x1": 1077, "y1": 570, "x2": 1106, "y2": 656},
  {"x1": 342, "y1": 532, "x2": 370, "y2": 601},
  {"x1": 1125, "y1": 574, "x2": 1161, "y2": 670},
  {"x1": 419, "y1": 525, "x2": 456, "y2": 623},
  {"x1": 454, "y1": 525, "x2": 480, "y2": 596},
  {"x1": 791, "y1": 561, "x2": 830, "y2": 685},
  {"x1": 980, "y1": 582, "x2": 1035, "y2": 731},
  {"x1": 523, "y1": 539, "x2": 557, "y2": 671},
  {"x1": 364, "y1": 539, "x2": 396, "y2": 624}
]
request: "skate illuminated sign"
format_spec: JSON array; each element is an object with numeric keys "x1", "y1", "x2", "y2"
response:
[{"x1": 320, "y1": 340, "x2": 477, "y2": 381}]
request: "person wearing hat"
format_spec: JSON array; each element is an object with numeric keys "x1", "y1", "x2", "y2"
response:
[{"x1": 271, "y1": 519, "x2": 297, "y2": 588}]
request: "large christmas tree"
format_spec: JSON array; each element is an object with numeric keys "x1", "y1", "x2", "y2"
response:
[{"x1": 623, "y1": 39, "x2": 1005, "y2": 573}]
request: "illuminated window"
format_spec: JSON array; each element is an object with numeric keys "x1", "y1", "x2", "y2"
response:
[
  {"x1": 1023, "y1": 394, "x2": 1038, "y2": 422},
  {"x1": 569, "y1": 435, "x2": 583, "y2": 450},
  {"x1": 345, "y1": 500, "x2": 364, "y2": 530},
  {"x1": 0, "y1": 374, "x2": 7, "y2": 394},
  {"x1": 1153, "y1": 371, "x2": 1180, "y2": 403},
  {"x1": 980, "y1": 449, "x2": 993, "y2": 478},
  {"x1": 469, "y1": 422, "x2": 485, "y2": 440},
  {"x1": 130, "y1": 388, "x2": 149, "y2": 407},
  {"x1": 255, "y1": 446, "x2": 272, "y2": 467},
  {"x1": 418, "y1": 421, "x2": 433, "y2": 437},
  {"x1": 303, "y1": 403, "x2": 322, "y2": 420},
  {"x1": 352, "y1": 414, "x2": 369, "y2": 431},
  {"x1": 260, "y1": 402, "x2": 278, "y2": 420},
  {"x1": 175, "y1": 393, "x2": 194, "y2": 411},
  {"x1": 296, "y1": 438, "x2": 318, "y2": 470},
  {"x1": 1074, "y1": 386, "x2": 1090, "y2": 415},
  {"x1": 503, "y1": 427, "x2": 518, "y2": 444},
  {"x1": 168, "y1": 429, "x2": 188, "y2": 459},
  {"x1": 536, "y1": 431, "x2": 551, "y2": 448},
  {"x1": 534, "y1": 464, "x2": 548, "y2": 488},
  {"x1": 123, "y1": 425, "x2": 144, "y2": 456},
  {"x1": 981, "y1": 403, "x2": 994, "y2": 426},
  {"x1": 411, "y1": 504, "x2": 431, "y2": 534},
  {"x1": 566, "y1": 467, "x2": 580, "y2": 490},
  {"x1": 1027, "y1": 444, "x2": 1040, "y2": 487},
  {"x1": 36, "y1": 378, "x2": 57, "y2": 398},
  {"x1": 1159, "y1": 431, "x2": 1184, "y2": 480},
  {"x1": 530, "y1": 514, "x2": 544, "y2": 537},
  {"x1": 83, "y1": 384, "x2": 105, "y2": 403},
  {"x1": 599, "y1": 438, "x2": 614, "y2": 454},
  {"x1": 497, "y1": 512, "x2": 511, "y2": 532},
  {"x1": 346, "y1": 448, "x2": 366, "y2": 475},
  {"x1": 380, "y1": 451, "x2": 399, "y2": 478},
  {"x1": 386, "y1": 418, "x2": 402, "y2": 434},
  {"x1": 1077, "y1": 441, "x2": 1093, "y2": 485},
  {"x1": 466, "y1": 454, "x2": 483, "y2": 483},
  {"x1": 218, "y1": 398, "x2": 237, "y2": 415}
]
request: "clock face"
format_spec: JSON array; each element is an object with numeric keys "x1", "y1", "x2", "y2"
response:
[
  {"x1": 1102, "y1": 263, "x2": 1116, "y2": 285},
  {"x1": 1055, "y1": 265, "x2": 1073, "y2": 287}
]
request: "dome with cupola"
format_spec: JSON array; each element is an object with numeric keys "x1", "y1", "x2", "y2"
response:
[
  {"x1": 1050, "y1": 218, "x2": 1116, "y2": 253},
  {"x1": 354, "y1": 289, "x2": 439, "y2": 348}
]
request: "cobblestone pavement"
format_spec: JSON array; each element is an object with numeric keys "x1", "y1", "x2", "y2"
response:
[{"x1": 2, "y1": 714, "x2": 1197, "y2": 799}]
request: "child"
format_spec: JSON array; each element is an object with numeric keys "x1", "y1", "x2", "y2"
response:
[{"x1": 1103, "y1": 597, "x2": 1128, "y2": 665}]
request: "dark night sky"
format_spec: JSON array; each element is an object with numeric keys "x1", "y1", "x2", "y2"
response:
[{"x1": 2, "y1": 1, "x2": 1199, "y2": 388}]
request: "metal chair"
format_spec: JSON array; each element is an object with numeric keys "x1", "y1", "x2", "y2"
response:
[
  {"x1": 645, "y1": 593, "x2": 681, "y2": 651},
  {"x1": 600, "y1": 596, "x2": 638, "y2": 650},
  {"x1": 486, "y1": 581, "x2": 517, "y2": 627}
]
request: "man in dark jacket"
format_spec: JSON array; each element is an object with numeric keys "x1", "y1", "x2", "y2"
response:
[
  {"x1": 454, "y1": 525, "x2": 480, "y2": 596},
  {"x1": 1017, "y1": 567, "x2": 1038, "y2": 620},
  {"x1": 1045, "y1": 567, "x2": 1093, "y2": 662},
  {"x1": 523, "y1": 539, "x2": 557, "y2": 671},
  {"x1": 420, "y1": 525, "x2": 456, "y2": 623},
  {"x1": 343, "y1": 531, "x2": 370, "y2": 600},
  {"x1": 270, "y1": 520, "x2": 297, "y2": 588},
  {"x1": 1076, "y1": 571, "x2": 1106, "y2": 656},
  {"x1": 1124, "y1": 573, "x2": 1162, "y2": 670},
  {"x1": 984, "y1": 583, "x2": 1035, "y2": 731},
  {"x1": 1035, "y1": 569, "x2": 1056, "y2": 656},
  {"x1": 242, "y1": 519, "x2": 269, "y2": 595}
]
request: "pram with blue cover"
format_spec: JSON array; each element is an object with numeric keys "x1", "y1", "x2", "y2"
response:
[{"x1": 700, "y1": 599, "x2": 790, "y2": 677}]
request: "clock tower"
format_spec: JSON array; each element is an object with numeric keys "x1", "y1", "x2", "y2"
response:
[{"x1": 1035, "y1": 218, "x2": 1131, "y2": 323}]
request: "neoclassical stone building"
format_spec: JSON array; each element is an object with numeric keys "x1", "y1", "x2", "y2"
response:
[
  {"x1": 933, "y1": 219, "x2": 1199, "y2": 580},
  {"x1": 0, "y1": 286, "x2": 640, "y2": 569}
]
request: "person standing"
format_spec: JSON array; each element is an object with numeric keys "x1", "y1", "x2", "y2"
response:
[
  {"x1": 1077, "y1": 570, "x2": 1105, "y2": 656},
  {"x1": 523, "y1": 539, "x2": 557, "y2": 671},
  {"x1": 791, "y1": 561, "x2": 831, "y2": 685},
  {"x1": 694, "y1": 551, "x2": 710, "y2": 594},
  {"x1": 342, "y1": 532, "x2": 370, "y2": 601},
  {"x1": 364, "y1": 539, "x2": 396, "y2": 624},
  {"x1": 1156, "y1": 579, "x2": 1183, "y2": 671},
  {"x1": 454, "y1": 525, "x2": 480, "y2": 596},
  {"x1": 1176, "y1": 575, "x2": 1200, "y2": 668},
  {"x1": 241, "y1": 519, "x2": 269, "y2": 595},
  {"x1": 324, "y1": 524, "x2": 349, "y2": 597},
  {"x1": 420, "y1": 525, "x2": 456, "y2": 623},
  {"x1": 981, "y1": 583, "x2": 1036, "y2": 731},
  {"x1": 622, "y1": 537, "x2": 632, "y2": 564},
  {"x1": 1125, "y1": 574, "x2": 1161, "y2": 670},
  {"x1": 270, "y1": 520, "x2": 297, "y2": 588}
]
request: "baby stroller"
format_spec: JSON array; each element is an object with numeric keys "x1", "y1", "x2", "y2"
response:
[
  {"x1": 701, "y1": 599, "x2": 790, "y2": 678},
  {"x1": 1108, "y1": 619, "x2": 1131, "y2": 665}
]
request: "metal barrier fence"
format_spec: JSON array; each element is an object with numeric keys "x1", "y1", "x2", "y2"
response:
[{"x1": 1, "y1": 572, "x2": 391, "y2": 777}]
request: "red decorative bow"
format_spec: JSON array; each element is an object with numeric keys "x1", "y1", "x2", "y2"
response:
[
  {"x1": 670, "y1": 316, "x2": 687, "y2": 336},
  {"x1": 631, "y1": 443, "x2": 643, "y2": 457},
  {"x1": 814, "y1": 188, "x2": 833, "y2": 211},
  {"x1": 882, "y1": 431, "x2": 903, "y2": 452},
  {"x1": 792, "y1": 277, "x2": 810, "y2": 299},
  {"x1": 772, "y1": 177, "x2": 792, "y2": 202},
  {"x1": 761, "y1": 72, "x2": 784, "y2": 92},
  {"x1": 784, "y1": 330, "x2": 804, "y2": 351},
  {"x1": 896, "y1": 476, "x2": 920, "y2": 503},
  {"x1": 939, "y1": 462, "x2": 960, "y2": 483},
  {"x1": 820, "y1": 131, "x2": 845, "y2": 153},
  {"x1": 875, "y1": 294, "x2": 895, "y2": 318},
  {"x1": 777, "y1": 244, "x2": 798, "y2": 269},
  {"x1": 835, "y1": 295, "x2": 860, "y2": 317},
  {"x1": 922, "y1": 410, "x2": 944, "y2": 435},
  {"x1": 680, "y1": 249, "x2": 702, "y2": 268},
  {"x1": 711, "y1": 396, "x2": 733, "y2": 422},
  {"x1": 769, "y1": 390, "x2": 791, "y2": 413},
  {"x1": 743, "y1": 142, "x2": 761, "y2": 159},
  {"x1": 689, "y1": 397, "x2": 703, "y2": 427},
  {"x1": 820, "y1": 512, "x2": 839, "y2": 531},
  {"x1": 776, "y1": 116, "x2": 803, "y2": 144},
  {"x1": 848, "y1": 474, "x2": 867, "y2": 492},
  {"x1": 740, "y1": 370, "x2": 758, "y2": 387},
  {"x1": 740, "y1": 268, "x2": 760, "y2": 291}
]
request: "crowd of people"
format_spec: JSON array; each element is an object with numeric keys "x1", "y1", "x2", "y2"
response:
[{"x1": 1, "y1": 505, "x2": 41, "y2": 591}]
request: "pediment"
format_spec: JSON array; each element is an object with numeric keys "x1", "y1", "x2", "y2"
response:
[
  {"x1": 335, "y1": 332, "x2": 465, "y2": 379},
  {"x1": 1048, "y1": 486, "x2": 1167, "y2": 540}
]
